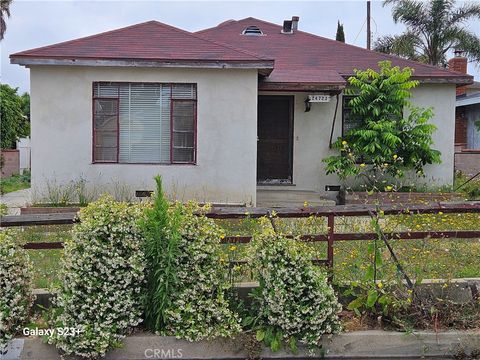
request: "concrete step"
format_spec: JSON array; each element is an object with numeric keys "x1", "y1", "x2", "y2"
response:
[{"x1": 256, "y1": 189, "x2": 336, "y2": 207}]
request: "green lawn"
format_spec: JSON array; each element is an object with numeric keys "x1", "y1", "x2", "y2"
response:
[
  {"x1": 0, "y1": 171, "x2": 30, "y2": 194},
  {"x1": 14, "y1": 225, "x2": 71, "y2": 289},
  {"x1": 13, "y1": 214, "x2": 479, "y2": 289}
]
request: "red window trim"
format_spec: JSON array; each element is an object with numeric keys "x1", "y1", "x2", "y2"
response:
[{"x1": 91, "y1": 82, "x2": 197, "y2": 165}]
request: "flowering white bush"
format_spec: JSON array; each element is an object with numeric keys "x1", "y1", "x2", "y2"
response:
[
  {"x1": 252, "y1": 219, "x2": 342, "y2": 350},
  {"x1": 162, "y1": 203, "x2": 241, "y2": 341},
  {"x1": 0, "y1": 230, "x2": 34, "y2": 351},
  {"x1": 49, "y1": 196, "x2": 145, "y2": 359}
]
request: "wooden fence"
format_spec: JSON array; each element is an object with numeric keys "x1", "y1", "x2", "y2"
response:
[{"x1": 1, "y1": 202, "x2": 480, "y2": 270}]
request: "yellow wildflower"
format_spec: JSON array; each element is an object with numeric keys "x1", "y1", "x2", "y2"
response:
[
  {"x1": 342, "y1": 140, "x2": 347, "y2": 145},
  {"x1": 229, "y1": 245, "x2": 237, "y2": 252},
  {"x1": 393, "y1": 154, "x2": 398, "y2": 160},
  {"x1": 303, "y1": 201, "x2": 309, "y2": 207},
  {"x1": 377, "y1": 281, "x2": 383, "y2": 289},
  {"x1": 360, "y1": 163, "x2": 366, "y2": 168}
]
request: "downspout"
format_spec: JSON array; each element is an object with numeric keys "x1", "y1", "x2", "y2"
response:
[{"x1": 329, "y1": 94, "x2": 340, "y2": 148}]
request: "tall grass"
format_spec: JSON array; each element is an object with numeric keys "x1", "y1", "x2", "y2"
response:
[{"x1": 140, "y1": 176, "x2": 182, "y2": 331}]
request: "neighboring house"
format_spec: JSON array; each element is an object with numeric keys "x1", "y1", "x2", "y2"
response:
[
  {"x1": 450, "y1": 55, "x2": 480, "y2": 176},
  {"x1": 10, "y1": 17, "x2": 473, "y2": 205}
]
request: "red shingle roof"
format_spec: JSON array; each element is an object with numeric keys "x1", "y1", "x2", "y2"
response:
[
  {"x1": 11, "y1": 18, "x2": 473, "y2": 87},
  {"x1": 197, "y1": 17, "x2": 472, "y2": 86},
  {"x1": 10, "y1": 20, "x2": 272, "y2": 63}
]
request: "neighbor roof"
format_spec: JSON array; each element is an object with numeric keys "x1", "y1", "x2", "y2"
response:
[
  {"x1": 456, "y1": 92, "x2": 480, "y2": 107},
  {"x1": 467, "y1": 81, "x2": 480, "y2": 90},
  {"x1": 10, "y1": 21, "x2": 274, "y2": 73},
  {"x1": 197, "y1": 17, "x2": 473, "y2": 89}
]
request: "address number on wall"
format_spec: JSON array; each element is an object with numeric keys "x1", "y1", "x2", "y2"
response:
[{"x1": 308, "y1": 94, "x2": 331, "y2": 102}]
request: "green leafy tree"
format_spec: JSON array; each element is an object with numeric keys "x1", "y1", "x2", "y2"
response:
[
  {"x1": 0, "y1": 84, "x2": 29, "y2": 149},
  {"x1": 0, "y1": 0, "x2": 12, "y2": 40},
  {"x1": 336, "y1": 21, "x2": 345, "y2": 43},
  {"x1": 375, "y1": 0, "x2": 480, "y2": 66},
  {"x1": 20, "y1": 92, "x2": 30, "y2": 122},
  {"x1": 323, "y1": 61, "x2": 441, "y2": 190}
]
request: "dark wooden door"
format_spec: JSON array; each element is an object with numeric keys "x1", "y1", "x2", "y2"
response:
[{"x1": 257, "y1": 96, "x2": 293, "y2": 183}]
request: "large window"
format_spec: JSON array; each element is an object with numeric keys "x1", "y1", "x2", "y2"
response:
[{"x1": 93, "y1": 82, "x2": 197, "y2": 164}]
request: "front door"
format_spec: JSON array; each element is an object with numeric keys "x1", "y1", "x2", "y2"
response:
[{"x1": 257, "y1": 95, "x2": 293, "y2": 184}]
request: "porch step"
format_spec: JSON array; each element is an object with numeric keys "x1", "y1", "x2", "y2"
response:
[{"x1": 256, "y1": 189, "x2": 336, "y2": 207}]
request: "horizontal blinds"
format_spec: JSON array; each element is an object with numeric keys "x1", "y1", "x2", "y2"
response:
[
  {"x1": 93, "y1": 82, "x2": 196, "y2": 164},
  {"x1": 118, "y1": 83, "x2": 164, "y2": 163},
  {"x1": 172, "y1": 84, "x2": 197, "y2": 100}
]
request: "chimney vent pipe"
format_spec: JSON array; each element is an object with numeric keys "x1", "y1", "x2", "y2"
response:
[{"x1": 292, "y1": 16, "x2": 299, "y2": 31}]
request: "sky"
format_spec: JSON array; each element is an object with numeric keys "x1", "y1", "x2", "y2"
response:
[{"x1": 2, "y1": 0, "x2": 480, "y2": 94}]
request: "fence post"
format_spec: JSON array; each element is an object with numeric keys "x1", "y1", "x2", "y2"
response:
[{"x1": 327, "y1": 214, "x2": 335, "y2": 270}]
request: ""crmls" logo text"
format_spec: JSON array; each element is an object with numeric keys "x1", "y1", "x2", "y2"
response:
[{"x1": 144, "y1": 348, "x2": 183, "y2": 359}]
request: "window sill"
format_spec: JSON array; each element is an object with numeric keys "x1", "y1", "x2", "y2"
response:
[{"x1": 91, "y1": 162, "x2": 197, "y2": 166}]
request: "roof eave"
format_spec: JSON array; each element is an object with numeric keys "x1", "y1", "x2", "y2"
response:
[
  {"x1": 456, "y1": 96, "x2": 480, "y2": 107},
  {"x1": 258, "y1": 81, "x2": 345, "y2": 92},
  {"x1": 339, "y1": 73, "x2": 474, "y2": 85},
  {"x1": 412, "y1": 75, "x2": 474, "y2": 85},
  {"x1": 10, "y1": 56, "x2": 274, "y2": 73}
]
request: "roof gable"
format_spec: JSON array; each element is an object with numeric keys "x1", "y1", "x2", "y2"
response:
[{"x1": 10, "y1": 20, "x2": 274, "y2": 72}]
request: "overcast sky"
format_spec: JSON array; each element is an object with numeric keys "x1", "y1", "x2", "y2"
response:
[{"x1": 2, "y1": 0, "x2": 479, "y2": 93}]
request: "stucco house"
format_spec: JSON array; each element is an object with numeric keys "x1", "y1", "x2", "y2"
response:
[{"x1": 10, "y1": 17, "x2": 473, "y2": 205}]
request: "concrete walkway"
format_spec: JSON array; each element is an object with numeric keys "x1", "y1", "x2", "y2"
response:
[
  {"x1": 0, "y1": 188, "x2": 31, "y2": 215},
  {"x1": 257, "y1": 188, "x2": 336, "y2": 207}
]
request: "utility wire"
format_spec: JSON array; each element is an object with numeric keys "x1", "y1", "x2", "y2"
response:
[{"x1": 353, "y1": 18, "x2": 367, "y2": 45}]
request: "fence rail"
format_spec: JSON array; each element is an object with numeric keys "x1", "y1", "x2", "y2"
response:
[{"x1": 1, "y1": 202, "x2": 480, "y2": 270}]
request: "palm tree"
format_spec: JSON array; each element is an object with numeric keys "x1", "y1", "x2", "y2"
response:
[
  {"x1": 1, "y1": 0, "x2": 13, "y2": 40},
  {"x1": 374, "y1": 0, "x2": 480, "y2": 66}
]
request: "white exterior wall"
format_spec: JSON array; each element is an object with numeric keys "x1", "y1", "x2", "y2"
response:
[
  {"x1": 30, "y1": 66, "x2": 258, "y2": 205},
  {"x1": 410, "y1": 84, "x2": 456, "y2": 185},
  {"x1": 30, "y1": 65, "x2": 455, "y2": 205},
  {"x1": 261, "y1": 83, "x2": 456, "y2": 192}
]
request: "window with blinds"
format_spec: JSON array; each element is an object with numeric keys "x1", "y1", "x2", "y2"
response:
[{"x1": 93, "y1": 82, "x2": 196, "y2": 164}]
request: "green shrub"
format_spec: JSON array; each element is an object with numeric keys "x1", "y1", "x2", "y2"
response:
[
  {"x1": 141, "y1": 176, "x2": 241, "y2": 341},
  {"x1": 324, "y1": 61, "x2": 441, "y2": 189},
  {"x1": 0, "y1": 230, "x2": 34, "y2": 351},
  {"x1": 251, "y1": 219, "x2": 342, "y2": 351},
  {"x1": 48, "y1": 196, "x2": 145, "y2": 359}
]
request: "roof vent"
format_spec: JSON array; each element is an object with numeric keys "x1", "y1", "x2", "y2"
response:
[
  {"x1": 282, "y1": 20, "x2": 293, "y2": 34},
  {"x1": 242, "y1": 25, "x2": 263, "y2": 36}
]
